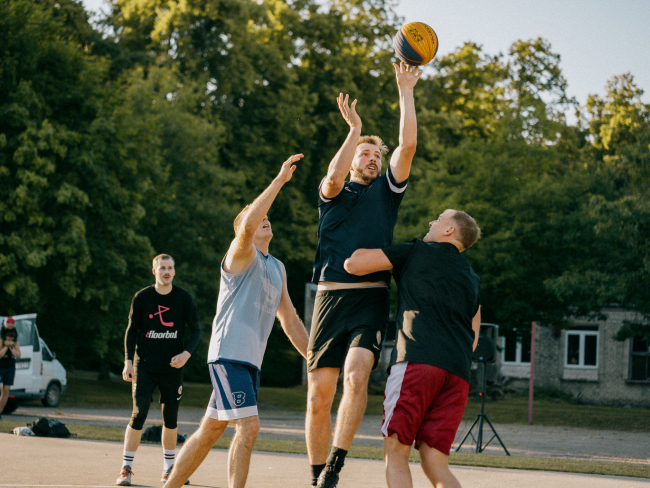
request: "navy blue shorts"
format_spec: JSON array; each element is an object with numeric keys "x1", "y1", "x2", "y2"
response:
[
  {"x1": 206, "y1": 360, "x2": 260, "y2": 421},
  {"x1": 0, "y1": 367, "x2": 16, "y2": 386}
]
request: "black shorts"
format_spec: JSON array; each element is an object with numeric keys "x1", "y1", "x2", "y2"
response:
[
  {"x1": 133, "y1": 366, "x2": 184, "y2": 405},
  {"x1": 307, "y1": 287, "x2": 390, "y2": 371}
]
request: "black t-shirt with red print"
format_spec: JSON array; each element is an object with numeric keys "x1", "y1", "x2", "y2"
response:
[{"x1": 125, "y1": 285, "x2": 201, "y2": 373}]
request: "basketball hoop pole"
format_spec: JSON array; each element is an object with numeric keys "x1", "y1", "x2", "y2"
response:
[{"x1": 528, "y1": 321, "x2": 537, "y2": 425}]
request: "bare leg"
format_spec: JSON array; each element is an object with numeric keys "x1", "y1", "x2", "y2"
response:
[
  {"x1": 332, "y1": 348, "x2": 374, "y2": 449},
  {"x1": 123, "y1": 425, "x2": 143, "y2": 452},
  {"x1": 306, "y1": 368, "x2": 339, "y2": 464},
  {"x1": 384, "y1": 433, "x2": 413, "y2": 488},
  {"x1": 419, "y1": 442, "x2": 462, "y2": 488},
  {"x1": 164, "y1": 417, "x2": 228, "y2": 488},
  {"x1": 162, "y1": 426, "x2": 178, "y2": 450},
  {"x1": 228, "y1": 416, "x2": 260, "y2": 488},
  {"x1": 0, "y1": 385, "x2": 11, "y2": 414}
]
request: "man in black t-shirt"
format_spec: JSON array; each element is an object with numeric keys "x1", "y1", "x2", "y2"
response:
[
  {"x1": 307, "y1": 62, "x2": 422, "y2": 488},
  {"x1": 345, "y1": 209, "x2": 482, "y2": 488},
  {"x1": 116, "y1": 254, "x2": 201, "y2": 487}
]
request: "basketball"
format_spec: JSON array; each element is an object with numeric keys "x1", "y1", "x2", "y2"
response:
[{"x1": 393, "y1": 22, "x2": 438, "y2": 67}]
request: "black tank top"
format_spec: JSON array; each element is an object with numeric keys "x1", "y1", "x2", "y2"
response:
[{"x1": 0, "y1": 345, "x2": 15, "y2": 369}]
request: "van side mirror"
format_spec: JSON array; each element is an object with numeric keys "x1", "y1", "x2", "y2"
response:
[{"x1": 52, "y1": 352, "x2": 57, "y2": 360}]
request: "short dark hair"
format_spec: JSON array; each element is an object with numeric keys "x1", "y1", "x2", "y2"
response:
[
  {"x1": 1, "y1": 327, "x2": 17, "y2": 341},
  {"x1": 448, "y1": 209, "x2": 481, "y2": 250},
  {"x1": 152, "y1": 254, "x2": 175, "y2": 267}
]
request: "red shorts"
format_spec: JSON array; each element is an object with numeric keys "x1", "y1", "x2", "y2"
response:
[{"x1": 382, "y1": 362, "x2": 469, "y2": 455}]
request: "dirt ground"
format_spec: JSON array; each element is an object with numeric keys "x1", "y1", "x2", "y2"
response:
[
  {"x1": 5, "y1": 404, "x2": 650, "y2": 465},
  {"x1": 2, "y1": 434, "x2": 648, "y2": 488}
]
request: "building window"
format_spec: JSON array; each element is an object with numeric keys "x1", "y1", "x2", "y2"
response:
[
  {"x1": 565, "y1": 327, "x2": 598, "y2": 368},
  {"x1": 502, "y1": 328, "x2": 531, "y2": 364},
  {"x1": 629, "y1": 335, "x2": 650, "y2": 382}
]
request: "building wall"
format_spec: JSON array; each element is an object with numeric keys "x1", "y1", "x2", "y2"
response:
[{"x1": 499, "y1": 309, "x2": 650, "y2": 407}]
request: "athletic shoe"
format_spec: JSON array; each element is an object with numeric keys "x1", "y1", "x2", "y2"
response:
[
  {"x1": 161, "y1": 465, "x2": 190, "y2": 485},
  {"x1": 316, "y1": 465, "x2": 339, "y2": 488},
  {"x1": 115, "y1": 466, "x2": 133, "y2": 486}
]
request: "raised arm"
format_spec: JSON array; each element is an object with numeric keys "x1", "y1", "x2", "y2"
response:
[
  {"x1": 344, "y1": 248, "x2": 393, "y2": 276},
  {"x1": 225, "y1": 154, "x2": 303, "y2": 274},
  {"x1": 276, "y1": 264, "x2": 309, "y2": 358},
  {"x1": 389, "y1": 62, "x2": 421, "y2": 184},
  {"x1": 472, "y1": 306, "x2": 481, "y2": 351},
  {"x1": 321, "y1": 94, "x2": 362, "y2": 199}
]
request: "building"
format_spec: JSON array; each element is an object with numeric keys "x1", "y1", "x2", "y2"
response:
[{"x1": 498, "y1": 307, "x2": 650, "y2": 407}]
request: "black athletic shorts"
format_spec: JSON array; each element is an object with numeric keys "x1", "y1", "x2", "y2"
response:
[
  {"x1": 133, "y1": 365, "x2": 184, "y2": 405},
  {"x1": 307, "y1": 287, "x2": 390, "y2": 372}
]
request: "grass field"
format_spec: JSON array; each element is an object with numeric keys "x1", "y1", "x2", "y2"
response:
[
  {"x1": 2, "y1": 420, "x2": 648, "y2": 479},
  {"x1": 57, "y1": 378, "x2": 650, "y2": 432}
]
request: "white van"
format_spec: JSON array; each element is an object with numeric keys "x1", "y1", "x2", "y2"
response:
[{"x1": 1, "y1": 313, "x2": 67, "y2": 413}]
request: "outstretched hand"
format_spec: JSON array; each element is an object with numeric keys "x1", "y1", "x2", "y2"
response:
[
  {"x1": 393, "y1": 62, "x2": 422, "y2": 90},
  {"x1": 337, "y1": 93, "x2": 362, "y2": 129},
  {"x1": 276, "y1": 153, "x2": 303, "y2": 184}
]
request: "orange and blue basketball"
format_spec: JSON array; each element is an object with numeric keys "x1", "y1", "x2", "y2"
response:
[{"x1": 393, "y1": 22, "x2": 438, "y2": 67}]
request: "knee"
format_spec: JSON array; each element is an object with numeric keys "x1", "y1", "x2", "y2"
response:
[
  {"x1": 236, "y1": 416, "x2": 260, "y2": 443},
  {"x1": 200, "y1": 417, "x2": 228, "y2": 439},
  {"x1": 307, "y1": 387, "x2": 333, "y2": 415},
  {"x1": 129, "y1": 404, "x2": 149, "y2": 430},
  {"x1": 343, "y1": 369, "x2": 369, "y2": 393},
  {"x1": 162, "y1": 404, "x2": 179, "y2": 429}
]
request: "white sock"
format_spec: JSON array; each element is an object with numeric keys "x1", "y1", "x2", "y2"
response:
[
  {"x1": 163, "y1": 448, "x2": 175, "y2": 470},
  {"x1": 122, "y1": 450, "x2": 136, "y2": 468}
]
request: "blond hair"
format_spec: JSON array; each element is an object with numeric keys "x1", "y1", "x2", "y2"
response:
[
  {"x1": 448, "y1": 210, "x2": 482, "y2": 250},
  {"x1": 358, "y1": 135, "x2": 388, "y2": 155},
  {"x1": 152, "y1": 254, "x2": 175, "y2": 267}
]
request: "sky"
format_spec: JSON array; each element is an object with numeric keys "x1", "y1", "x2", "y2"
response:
[{"x1": 81, "y1": 0, "x2": 650, "y2": 108}]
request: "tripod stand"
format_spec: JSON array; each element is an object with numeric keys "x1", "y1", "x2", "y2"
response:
[{"x1": 454, "y1": 362, "x2": 510, "y2": 455}]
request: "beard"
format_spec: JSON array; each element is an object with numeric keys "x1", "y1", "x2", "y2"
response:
[{"x1": 351, "y1": 168, "x2": 378, "y2": 185}]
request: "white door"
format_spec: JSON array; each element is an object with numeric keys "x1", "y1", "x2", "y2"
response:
[{"x1": 12, "y1": 316, "x2": 42, "y2": 394}]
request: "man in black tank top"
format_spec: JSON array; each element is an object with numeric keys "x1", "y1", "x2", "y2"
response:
[
  {"x1": 307, "y1": 62, "x2": 422, "y2": 488},
  {"x1": 0, "y1": 317, "x2": 21, "y2": 419},
  {"x1": 115, "y1": 254, "x2": 201, "y2": 486}
]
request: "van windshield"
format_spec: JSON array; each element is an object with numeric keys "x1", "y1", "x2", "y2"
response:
[{"x1": 14, "y1": 318, "x2": 36, "y2": 347}]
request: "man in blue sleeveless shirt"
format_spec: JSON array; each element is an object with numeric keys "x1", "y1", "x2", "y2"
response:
[
  {"x1": 164, "y1": 154, "x2": 309, "y2": 488},
  {"x1": 307, "y1": 62, "x2": 422, "y2": 488}
]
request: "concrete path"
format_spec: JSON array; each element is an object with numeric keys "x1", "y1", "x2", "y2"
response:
[
  {"x1": 1, "y1": 434, "x2": 648, "y2": 488},
  {"x1": 6, "y1": 405, "x2": 650, "y2": 465}
]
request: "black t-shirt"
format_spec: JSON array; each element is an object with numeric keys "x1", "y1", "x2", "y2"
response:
[
  {"x1": 383, "y1": 239, "x2": 481, "y2": 382},
  {"x1": 312, "y1": 166, "x2": 407, "y2": 284},
  {"x1": 125, "y1": 285, "x2": 201, "y2": 373}
]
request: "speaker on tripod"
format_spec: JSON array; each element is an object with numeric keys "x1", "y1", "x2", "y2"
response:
[{"x1": 454, "y1": 323, "x2": 510, "y2": 455}]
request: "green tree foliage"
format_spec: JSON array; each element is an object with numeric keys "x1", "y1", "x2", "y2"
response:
[{"x1": 2, "y1": 0, "x2": 648, "y2": 382}]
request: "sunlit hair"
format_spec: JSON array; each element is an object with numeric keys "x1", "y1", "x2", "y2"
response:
[
  {"x1": 447, "y1": 209, "x2": 482, "y2": 250},
  {"x1": 233, "y1": 204, "x2": 252, "y2": 234},
  {"x1": 152, "y1": 254, "x2": 175, "y2": 267},
  {"x1": 357, "y1": 135, "x2": 388, "y2": 155}
]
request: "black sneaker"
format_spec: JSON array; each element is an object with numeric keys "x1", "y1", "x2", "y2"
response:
[{"x1": 316, "y1": 465, "x2": 339, "y2": 488}]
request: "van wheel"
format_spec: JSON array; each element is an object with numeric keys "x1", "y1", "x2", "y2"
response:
[
  {"x1": 2, "y1": 398, "x2": 18, "y2": 414},
  {"x1": 42, "y1": 383, "x2": 61, "y2": 407}
]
